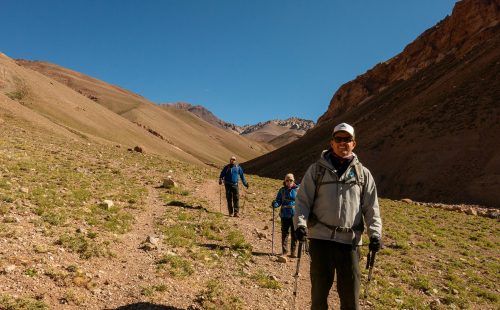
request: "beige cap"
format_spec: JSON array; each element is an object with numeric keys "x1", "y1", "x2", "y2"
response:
[{"x1": 284, "y1": 173, "x2": 295, "y2": 181}]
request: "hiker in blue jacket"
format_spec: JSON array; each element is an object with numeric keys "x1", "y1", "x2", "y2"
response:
[
  {"x1": 272, "y1": 173, "x2": 299, "y2": 257},
  {"x1": 219, "y1": 156, "x2": 248, "y2": 217}
]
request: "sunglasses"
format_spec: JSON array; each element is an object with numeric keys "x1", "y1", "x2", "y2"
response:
[{"x1": 333, "y1": 136, "x2": 353, "y2": 143}]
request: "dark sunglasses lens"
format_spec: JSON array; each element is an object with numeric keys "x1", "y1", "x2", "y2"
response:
[{"x1": 334, "y1": 137, "x2": 352, "y2": 143}]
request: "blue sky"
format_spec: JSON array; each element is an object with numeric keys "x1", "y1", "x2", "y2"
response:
[{"x1": 1, "y1": 0, "x2": 457, "y2": 125}]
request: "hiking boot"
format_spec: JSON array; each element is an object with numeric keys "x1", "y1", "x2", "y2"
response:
[{"x1": 233, "y1": 213, "x2": 239, "y2": 218}]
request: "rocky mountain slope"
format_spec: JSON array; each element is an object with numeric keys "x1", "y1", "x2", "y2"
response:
[
  {"x1": 318, "y1": 0, "x2": 499, "y2": 124},
  {"x1": 164, "y1": 102, "x2": 315, "y2": 148},
  {"x1": 10, "y1": 58, "x2": 270, "y2": 166},
  {"x1": 245, "y1": 0, "x2": 500, "y2": 207},
  {"x1": 160, "y1": 102, "x2": 242, "y2": 134}
]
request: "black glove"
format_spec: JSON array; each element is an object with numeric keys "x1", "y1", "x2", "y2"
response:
[
  {"x1": 218, "y1": 180, "x2": 222, "y2": 185},
  {"x1": 369, "y1": 236, "x2": 381, "y2": 252},
  {"x1": 295, "y1": 226, "x2": 307, "y2": 242},
  {"x1": 271, "y1": 200, "x2": 278, "y2": 208}
]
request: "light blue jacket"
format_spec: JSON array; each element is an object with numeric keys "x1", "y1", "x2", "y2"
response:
[{"x1": 273, "y1": 185, "x2": 298, "y2": 218}]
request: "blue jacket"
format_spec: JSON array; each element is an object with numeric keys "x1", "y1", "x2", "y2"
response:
[
  {"x1": 220, "y1": 164, "x2": 248, "y2": 186},
  {"x1": 273, "y1": 185, "x2": 298, "y2": 218}
]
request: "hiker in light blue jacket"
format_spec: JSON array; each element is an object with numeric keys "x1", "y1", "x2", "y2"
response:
[
  {"x1": 272, "y1": 173, "x2": 299, "y2": 257},
  {"x1": 219, "y1": 156, "x2": 248, "y2": 217}
]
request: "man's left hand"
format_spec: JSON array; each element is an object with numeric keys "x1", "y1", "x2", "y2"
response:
[{"x1": 245, "y1": 183, "x2": 249, "y2": 189}]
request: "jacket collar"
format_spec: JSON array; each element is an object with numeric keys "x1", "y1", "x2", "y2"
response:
[{"x1": 319, "y1": 149, "x2": 359, "y2": 170}]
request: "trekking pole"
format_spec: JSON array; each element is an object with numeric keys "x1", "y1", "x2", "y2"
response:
[
  {"x1": 271, "y1": 206, "x2": 275, "y2": 255},
  {"x1": 292, "y1": 241, "x2": 304, "y2": 310},
  {"x1": 241, "y1": 187, "x2": 246, "y2": 215},
  {"x1": 219, "y1": 184, "x2": 222, "y2": 214},
  {"x1": 364, "y1": 250, "x2": 377, "y2": 299}
]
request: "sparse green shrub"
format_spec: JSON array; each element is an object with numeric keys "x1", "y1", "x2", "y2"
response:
[
  {"x1": 1, "y1": 196, "x2": 14, "y2": 203},
  {"x1": 0, "y1": 180, "x2": 11, "y2": 189},
  {"x1": 156, "y1": 254, "x2": 194, "y2": 277},
  {"x1": 226, "y1": 230, "x2": 251, "y2": 251},
  {"x1": 6, "y1": 85, "x2": 29, "y2": 103},
  {"x1": 0, "y1": 223, "x2": 15, "y2": 238},
  {"x1": 44, "y1": 268, "x2": 69, "y2": 286},
  {"x1": 41, "y1": 210, "x2": 67, "y2": 226},
  {"x1": 162, "y1": 223, "x2": 196, "y2": 247},
  {"x1": 141, "y1": 284, "x2": 167, "y2": 296},
  {"x1": 86, "y1": 205, "x2": 134, "y2": 234},
  {"x1": 199, "y1": 215, "x2": 227, "y2": 241},
  {"x1": 195, "y1": 279, "x2": 243, "y2": 310},
  {"x1": 251, "y1": 270, "x2": 281, "y2": 289},
  {"x1": 24, "y1": 268, "x2": 38, "y2": 277},
  {"x1": 62, "y1": 289, "x2": 85, "y2": 306},
  {"x1": 411, "y1": 275, "x2": 431, "y2": 291},
  {"x1": 177, "y1": 210, "x2": 197, "y2": 222},
  {"x1": 55, "y1": 233, "x2": 110, "y2": 259},
  {"x1": 71, "y1": 189, "x2": 91, "y2": 203},
  {"x1": 0, "y1": 294, "x2": 49, "y2": 310}
]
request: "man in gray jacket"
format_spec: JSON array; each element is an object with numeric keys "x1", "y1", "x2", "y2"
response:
[{"x1": 294, "y1": 122, "x2": 382, "y2": 310}]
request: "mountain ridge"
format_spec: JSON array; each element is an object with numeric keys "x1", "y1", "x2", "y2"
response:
[{"x1": 163, "y1": 102, "x2": 314, "y2": 148}]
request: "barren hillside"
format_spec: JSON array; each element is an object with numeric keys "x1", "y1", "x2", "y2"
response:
[{"x1": 14, "y1": 59, "x2": 270, "y2": 166}]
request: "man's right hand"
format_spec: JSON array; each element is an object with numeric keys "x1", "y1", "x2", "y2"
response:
[
  {"x1": 218, "y1": 180, "x2": 222, "y2": 185},
  {"x1": 369, "y1": 236, "x2": 381, "y2": 252},
  {"x1": 295, "y1": 226, "x2": 307, "y2": 242}
]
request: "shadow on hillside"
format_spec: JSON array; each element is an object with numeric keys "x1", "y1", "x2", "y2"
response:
[
  {"x1": 165, "y1": 201, "x2": 211, "y2": 213},
  {"x1": 199, "y1": 243, "x2": 272, "y2": 257},
  {"x1": 112, "y1": 302, "x2": 185, "y2": 310}
]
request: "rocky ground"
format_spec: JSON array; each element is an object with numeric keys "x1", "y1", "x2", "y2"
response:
[{"x1": 0, "y1": 119, "x2": 498, "y2": 309}]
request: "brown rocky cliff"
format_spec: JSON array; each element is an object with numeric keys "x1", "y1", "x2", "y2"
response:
[{"x1": 318, "y1": 0, "x2": 500, "y2": 124}]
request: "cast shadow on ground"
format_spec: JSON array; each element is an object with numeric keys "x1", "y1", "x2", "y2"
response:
[
  {"x1": 164, "y1": 201, "x2": 211, "y2": 213},
  {"x1": 112, "y1": 302, "x2": 185, "y2": 310},
  {"x1": 199, "y1": 243, "x2": 272, "y2": 257}
]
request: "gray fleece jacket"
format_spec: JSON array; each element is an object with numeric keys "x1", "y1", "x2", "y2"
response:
[{"x1": 293, "y1": 150, "x2": 382, "y2": 245}]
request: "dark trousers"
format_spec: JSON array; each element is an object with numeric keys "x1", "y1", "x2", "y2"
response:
[
  {"x1": 224, "y1": 184, "x2": 239, "y2": 215},
  {"x1": 281, "y1": 217, "x2": 297, "y2": 255},
  {"x1": 309, "y1": 239, "x2": 360, "y2": 310}
]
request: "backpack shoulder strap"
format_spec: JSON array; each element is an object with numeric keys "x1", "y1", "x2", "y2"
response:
[
  {"x1": 353, "y1": 161, "x2": 366, "y2": 211},
  {"x1": 311, "y1": 164, "x2": 327, "y2": 214},
  {"x1": 353, "y1": 161, "x2": 364, "y2": 186}
]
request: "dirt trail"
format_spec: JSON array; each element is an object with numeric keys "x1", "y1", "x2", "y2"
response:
[{"x1": 197, "y1": 180, "x2": 343, "y2": 309}]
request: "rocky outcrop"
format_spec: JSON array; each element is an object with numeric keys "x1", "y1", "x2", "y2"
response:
[
  {"x1": 161, "y1": 102, "x2": 241, "y2": 133},
  {"x1": 239, "y1": 117, "x2": 315, "y2": 135},
  {"x1": 318, "y1": 0, "x2": 500, "y2": 124}
]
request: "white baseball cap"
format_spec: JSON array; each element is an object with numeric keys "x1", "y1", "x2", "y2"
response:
[{"x1": 332, "y1": 123, "x2": 355, "y2": 137}]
